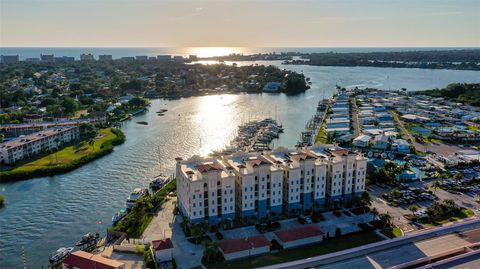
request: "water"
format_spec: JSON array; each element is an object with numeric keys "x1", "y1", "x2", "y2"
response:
[
  {"x1": 1, "y1": 60, "x2": 480, "y2": 268},
  {"x1": 0, "y1": 46, "x2": 476, "y2": 60}
]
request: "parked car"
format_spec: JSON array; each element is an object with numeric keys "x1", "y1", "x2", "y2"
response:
[
  {"x1": 305, "y1": 217, "x2": 312, "y2": 224},
  {"x1": 297, "y1": 217, "x2": 306, "y2": 224},
  {"x1": 215, "y1": 232, "x2": 224, "y2": 240}
]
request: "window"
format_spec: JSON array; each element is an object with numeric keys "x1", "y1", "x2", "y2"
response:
[
  {"x1": 212, "y1": 192, "x2": 215, "y2": 197},
  {"x1": 230, "y1": 189, "x2": 233, "y2": 194},
  {"x1": 224, "y1": 198, "x2": 227, "y2": 203},
  {"x1": 199, "y1": 202, "x2": 202, "y2": 207},
  {"x1": 262, "y1": 193, "x2": 264, "y2": 198},
  {"x1": 212, "y1": 209, "x2": 214, "y2": 213},
  {"x1": 251, "y1": 187, "x2": 253, "y2": 191},
  {"x1": 245, "y1": 195, "x2": 247, "y2": 200},
  {"x1": 230, "y1": 206, "x2": 233, "y2": 210},
  {"x1": 262, "y1": 185, "x2": 264, "y2": 189},
  {"x1": 250, "y1": 195, "x2": 253, "y2": 199},
  {"x1": 224, "y1": 207, "x2": 227, "y2": 211},
  {"x1": 212, "y1": 200, "x2": 215, "y2": 205},
  {"x1": 262, "y1": 177, "x2": 265, "y2": 181},
  {"x1": 193, "y1": 211, "x2": 196, "y2": 216},
  {"x1": 193, "y1": 194, "x2": 196, "y2": 199},
  {"x1": 193, "y1": 203, "x2": 196, "y2": 207},
  {"x1": 224, "y1": 190, "x2": 227, "y2": 195},
  {"x1": 245, "y1": 187, "x2": 247, "y2": 192},
  {"x1": 230, "y1": 198, "x2": 233, "y2": 202},
  {"x1": 273, "y1": 183, "x2": 275, "y2": 188},
  {"x1": 199, "y1": 194, "x2": 202, "y2": 198},
  {"x1": 250, "y1": 203, "x2": 253, "y2": 207}
]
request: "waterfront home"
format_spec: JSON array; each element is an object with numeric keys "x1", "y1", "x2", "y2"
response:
[
  {"x1": 353, "y1": 135, "x2": 371, "y2": 148},
  {"x1": 62, "y1": 250, "x2": 125, "y2": 269},
  {"x1": 151, "y1": 238, "x2": 173, "y2": 263},
  {"x1": 372, "y1": 135, "x2": 389, "y2": 150},
  {"x1": 401, "y1": 114, "x2": 430, "y2": 123},
  {"x1": 0, "y1": 126, "x2": 80, "y2": 165},
  {"x1": 272, "y1": 226, "x2": 324, "y2": 249},
  {"x1": 391, "y1": 139, "x2": 410, "y2": 154},
  {"x1": 219, "y1": 235, "x2": 271, "y2": 261}
]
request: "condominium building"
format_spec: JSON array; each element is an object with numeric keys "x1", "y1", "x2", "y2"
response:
[
  {"x1": 80, "y1": 53, "x2": 95, "y2": 61},
  {"x1": 176, "y1": 156, "x2": 236, "y2": 225},
  {"x1": 40, "y1": 54, "x2": 54, "y2": 62},
  {"x1": 176, "y1": 145, "x2": 367, "y2": 225},
  {"x1": 1, "y1": 55, "x2": 19, "y2": 64},
  {"x1": 0, "y1": 126, "x2": 80, "y2": 165},
  {"x1": 99, "y1": 55, "x2": 113, "y2": 61}
]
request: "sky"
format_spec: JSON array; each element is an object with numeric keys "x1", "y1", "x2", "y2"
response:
[{"x1": 1, "y1": 0, "x2": 479, "y2": 47}]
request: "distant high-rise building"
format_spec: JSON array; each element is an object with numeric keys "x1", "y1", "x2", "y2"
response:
[
  {"x1": 173, "y1": 56, "x2": 184, "y2": 62},
  {"x1": 80, "y1": 53, "x2": 95, "y2": 61},
  {"x1": 135, "y1": 56, "x2": 148, "y2": 61},
  {"x1": 40, "y1": 54, "x2": 54, "y2": 62},
  {"x1": 1, "y1": 55, "x2": 19, "y2": 64},
  {"x1": 157, "y1": 55, "x2": 172, "y2": 61},
  {"x1": 120, "y1": 57, "x2": 135, "y2": 61},
  {"x1": 54, "y1": 56, "x2": 75, "y2": 62},
  {"x1": 189, "y1": 55, "x2": 198, "y2": 61},
  {"x1": 98, "y1": 55, "x2": 113, "y2": 61}
]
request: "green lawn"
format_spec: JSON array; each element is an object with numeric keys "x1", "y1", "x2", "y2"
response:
[
  {"x1": 421, "y1": 208, "x2": 475, "y2": 227},
  {"x1": 467, "y1": 125, "x2": 479, "y2": 132},
  {"x1": 1, "y1": 128, "x2": 125, "y2": 181},
  {"x1": 209, "y1": 231, "x2": 384, "y2": 269},
  {"x1": 381, "y1": 226, "x2": 403, "y2": 238},
  {"x1": 315, "y1": 123, "x2": 328, "y2": 144}
]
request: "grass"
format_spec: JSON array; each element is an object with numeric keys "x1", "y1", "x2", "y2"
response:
[
  {"x1": 209, "y1": 231, "x2": 384, "y2": 269},
  {"x1": 420, "y1": 208, "x2": 475, "y2": 227},
  {"x1": 467, "y1": 125, "x2": 479, "y2": 132},
  {"x1": 0, "y1": 128, "x2": 125, "y2": 181},
  {"x1": 0, "y1": 195, "x2": 5, "y2": 207},
  {"x1": 112, "y1": 179, "x2": 176, "y2": 238},
  {"x1": 381, "y1": 226, "x2": 403, "y2": 238},
  {"x1": 315, "y1": 123, "x2": 328, "y2": 144}
]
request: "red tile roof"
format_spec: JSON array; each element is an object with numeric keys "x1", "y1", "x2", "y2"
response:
[
  {"x1": 274, "y1": 226, "x2": 323, "y2": 242},
  {"x1": 196, "y1": 163, "x2": 222, "y2": 173},
  {"x1": 152, "y1": 238, "x2": 174, "y2": 251},
  {"x1": 220, "y1": 235, "x2": 270, "y2": 254},
  {"x1": 62, "y1": 251, "x2": 124, "y2": 269}
]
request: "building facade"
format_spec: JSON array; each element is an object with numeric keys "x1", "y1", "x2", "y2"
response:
[
  {"x1": 0, "y1": 126, "x2": 80, "y2": 164},
  {"x1": 176, "y1": 145, "x2": 367, "y2": 225}
]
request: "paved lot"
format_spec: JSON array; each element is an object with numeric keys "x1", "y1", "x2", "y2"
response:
[
  {"x1": 142, "y1": 197, "x2": 176, "y2": 241},
  {"x1": 369, "y1": 180, "x2": 479, "y2": 234},
  {"x1": 216, "y1": 210, "x2": 374, "y2": 243},
  {"x1": 110, "y1": 252, "x2": 144, "y2": 269},
  {"x1": 317, "y1": 230, "x2": 479, "y2": 269}
]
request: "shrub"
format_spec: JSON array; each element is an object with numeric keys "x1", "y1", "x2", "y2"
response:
[{"x1": 0, "y1": 195, "x2": 5, "y2": 207}]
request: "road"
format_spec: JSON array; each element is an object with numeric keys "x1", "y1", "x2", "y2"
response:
[{"x1": 351, "y1": 97, "x2": 361, "y2": 137}]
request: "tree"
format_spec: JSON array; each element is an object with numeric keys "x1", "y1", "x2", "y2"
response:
[
  {"x1": 202, "y1": 240, "x2": 221, "y2": 264},
  {"x1": 61, "y1": 97, "x2": 79, "y2": 115},
  {"x1": 453, "y1": 172, "x2": 463, "y2": 183},
  {"x1": 361, "y1": 191, "x2": 372, "y2": 206},
  {"x1": 128, "y1": 97, "x2": 148, "y2": 108},
  {"x1": 379, "y1": 213, "x2": 392, "y2": 228},
  {"x1": 372, "y1": 207, "x2": 379, "y2": 222},
  {"x1": 335, "y1": 227, "x2": 342, "y2": 237},
  {"x1": 408, "y1": 204, "x2": 418, "y2": 214},
  {"x1": 80, "y1": 123, "x2": 97, "y2": 140}
]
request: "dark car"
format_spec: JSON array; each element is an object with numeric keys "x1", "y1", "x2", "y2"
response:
[
  {"x1": 297, "y1": 217, "x2": 306, "y2": 224},
  {"x1": 272, "y1": 221, "x2": 281, "y2": 229},
  {"x1": 312, "y1": 217, "x2": 320, "y2": 223},
  {"x1": 215, "y1": 232, "x2": 224, "y2": 240}
]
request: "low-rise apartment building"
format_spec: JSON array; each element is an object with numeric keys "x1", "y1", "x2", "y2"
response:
[
  {"x1": 0, "y1": 126, "x2": 80, "y2": 164},
  {"x1": 176, "y1": 145, "x2": 367, "y2": 225}
]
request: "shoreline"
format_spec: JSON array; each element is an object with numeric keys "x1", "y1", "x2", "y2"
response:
[{"x1": 0, "y1": 128, "x2": 125, "y2": 182}]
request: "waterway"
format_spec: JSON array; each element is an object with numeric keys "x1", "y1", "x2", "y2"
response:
[{"x1": 1, "y1": 62, "x2": 479, "y2": 268}]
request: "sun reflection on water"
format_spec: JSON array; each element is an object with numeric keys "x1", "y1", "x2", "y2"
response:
[{"x1": 186, "y1": 47, "x2": 246, "y2": 57}]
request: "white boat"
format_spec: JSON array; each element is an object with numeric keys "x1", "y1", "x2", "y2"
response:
[
  {"x1": 149, "y1": 175, "x2": 169, "y2": 192},
  {"x1": 49, "y1": 247, "x2": 74, "y2": 264},
  {"x1": 112, "y1": 208, "x2": 128, "y2": 224},
  {"x1": 126, "y1": 188, "x2": 146, "y2": 209}
]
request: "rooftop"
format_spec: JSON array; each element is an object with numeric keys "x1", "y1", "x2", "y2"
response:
[
  {"x1": 219, "y1": 235, "x2": 270, "y2": 254},
  {"x1": 274, "y1": 226, "x2": 324, "y2": 242},
  {"x1": 62, "y1": 250, "x2": 124, "y2": 269}
]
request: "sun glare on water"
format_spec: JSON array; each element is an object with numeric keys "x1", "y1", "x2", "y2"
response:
[{"x1": 186, "y1": 47, "x2": 246, "y2": 58}]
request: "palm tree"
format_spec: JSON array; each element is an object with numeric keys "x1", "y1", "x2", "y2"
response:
[
  {"x1": 89, "y1": 138, "x2": 95, "y2": 150},
  {"x1": 453, "y1": 172, "x2": 463, "y2": 184},
  {"x1": 202, "y1": 240, "x2": 220, "y2": 264},
  {"x1": 408, "y1": 204, "x2": 418, "y2": 215},
  {"x1": 372, "y1": 207, "x2": 379, "y2": 222}
]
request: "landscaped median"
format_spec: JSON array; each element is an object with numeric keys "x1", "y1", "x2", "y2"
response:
[
  {"x1": 111, "y1": 179, "x2": 177, "y2": 238},
  {"x1": 0, "y1": 128, "x2": 125, "y2": 182}
]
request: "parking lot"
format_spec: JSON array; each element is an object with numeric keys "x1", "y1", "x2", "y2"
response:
[
  {"x1": 369, "y1": 178, "x2": 479, "y2": 234},
  {"x1": 211, "y1": 210, "x2": 374, "y2": 243}
]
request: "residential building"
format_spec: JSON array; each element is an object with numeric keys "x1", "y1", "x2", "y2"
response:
[
  {"x1": 1, "y1": 55, "x2": 19, "y2": 64},
  {"x1": 40, "y1": 54, "x2": 54, "y2": 62},
  {"x1": 99, "y1": 54, "x2": 113, "y2": 61},
  {"x1": 176, "y1": 156, "x2": 236, "y2": 225},
  {"x1": 151, "y1": 238, "x2": 173, "y2": 263},
  {"x1": 225, "y1": 152, "x2": 284, "y2": 218},
  {"x1": 0, "y1": 126, "x2": 80, "y2": 164},
  {"x1": 176, "y1": 145, "x2": 366, "y2": 225},
  {"x1": 135, "y1": 55, "x2": 148, "y2": 61},
  {"x1": 62, "y1": 250, "x2": 125, "y2": 269},
  {"x1": 80, "y1": 53, "x2": 95, "y2": 61},
  {"x1": 219, "y1": 235, "x2": 270, "y2": 261},
  {"x1": 353, "y1": 135, "x2": 371, "y2": 148},
  {"x1": 157, "y1": 55, "x2": 172, "y2": 61}
]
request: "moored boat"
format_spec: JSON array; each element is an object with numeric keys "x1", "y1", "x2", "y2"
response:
[
  {"x1": 126, "y1": 188, "x2": 146, "y2": 209},
  {"x1": 49, "y1": 247, "x2": 74, "y2": 264},
  {"x1": 76, "y1": 232, "x2": 96, "y2": 246},
  {"x1": 112, "y1": 208, "x2": 128, "y2": 224}
]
